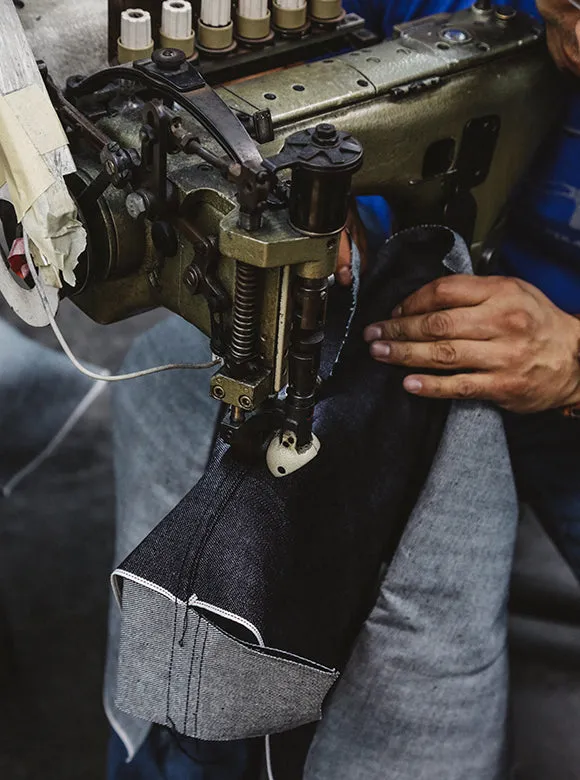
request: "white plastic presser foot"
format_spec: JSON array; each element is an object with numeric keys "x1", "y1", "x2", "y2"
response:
[{"x1": 266, "y1": 429, "x2": 321, "y2": 478}]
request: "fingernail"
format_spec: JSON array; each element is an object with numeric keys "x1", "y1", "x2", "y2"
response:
[
  {"x1": 370, "y1": 342, "x2": 391, "y2": 358},
  {"x1": 404, "y1": 377, "x2": 422, "y2": 393},
  {"x1": 392, "y1": 305, "x2": 403, "y2": 318},
  {"x1": 364, "y1": 325, "x2": 382, "y2": 342}
]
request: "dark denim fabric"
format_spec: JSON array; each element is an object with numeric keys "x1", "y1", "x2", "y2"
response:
[
  {"x1": 0, "y1": 318, "x2": 104, "y2": 494},
  {"x1": 108, "y1": 727, "x2": 249, "y2": 780},
  {"x1": 113, "y1": 226, "x2": 474, "y2": 778},
  {"x1": 505, "y1": 410, "x2": 580, "y2": 579}
]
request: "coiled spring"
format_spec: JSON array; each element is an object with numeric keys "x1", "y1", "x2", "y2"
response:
[{"x1": 230, "y1": 261, "x2": 260, "y2": 364}]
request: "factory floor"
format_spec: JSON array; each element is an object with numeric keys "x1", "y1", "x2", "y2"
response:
[{"x1": 1, "y1": 1, "x2": 580, "y2": 778}]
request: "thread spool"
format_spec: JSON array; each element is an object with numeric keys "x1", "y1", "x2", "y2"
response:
[
  {"x1": 236, "y1": 0, "x2": 273, "y2": 43},
  {"x1": 272, "y1": 0, "x2": 309, "y2": 35},
  {"x1": 118, "y1": 8, "x2": 154, "y2": 63},
  {"x1": 198, "y1": 0, "x2": 236, "y2": 53},
  {"x1": 309, "y1": 0, "x2": 344, "y2": 24},
  {"x1": 160, "y1": 0, "x2": 196, "y2": 58}
]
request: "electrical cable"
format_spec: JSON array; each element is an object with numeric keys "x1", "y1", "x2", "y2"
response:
[{"x1": 23, "y1": 231, "x2": 223, "y2": 382}]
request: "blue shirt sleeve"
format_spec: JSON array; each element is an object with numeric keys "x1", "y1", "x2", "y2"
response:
[{"x1": 343, "y1": 0, "x2": 539, "y2": 36}]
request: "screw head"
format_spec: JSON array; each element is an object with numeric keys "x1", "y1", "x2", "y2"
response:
[
  {"x1": 212, "y1": 385, "x2": 226, "y2": 400},
  {"x1": 495, "y1": 5, "x2": 516, "y2": 20},
  {"x1": 152, "y1": 47, "x2": 186, "y2": 71},
  {"x1": 105, "y1": 159, "x2": 117, "y2": 176},
  {"x1": 125, "y1": 191, "x2": 148, "y2": 219},
  {"x1": 314, "y1": 123, "x2": 338, "y2": 145},
  {"x1": 239, "y1": 395, "x2": 253, "y2": 410}
]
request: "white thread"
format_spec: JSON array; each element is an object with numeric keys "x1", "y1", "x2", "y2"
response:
[
  {"x1": 238, "y1": 0, "x2": 268, "y2": 18},
  {"x1": 200, "y1": 0, "x2": 231, "y2": 26},
  {"x1": 120, "y1": 8, "x2": 153, "y2": 49},
  {"x1": 23, "y1": 232, "x2": 222, "y2": 382},
  {"x1": 1, "y1": 377, "x2": 108, "y2": 497},
  {"x1": 161, "y1": 0, "x2": 193, "y2": 39},
  {"x1": 275, "y1": 0, "x2": 306, "y2": 9}
]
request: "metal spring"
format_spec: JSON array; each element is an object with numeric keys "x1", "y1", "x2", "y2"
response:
[{"x1": 230, "y1": 261, "x2": 260, "y2": 364}]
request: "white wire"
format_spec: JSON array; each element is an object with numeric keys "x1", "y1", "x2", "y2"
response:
[{"x1": 22, "y1": 232, "x2": 222, "y2": 382}]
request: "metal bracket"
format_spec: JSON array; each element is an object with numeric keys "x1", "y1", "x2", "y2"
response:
[{"x1": 182, "y1": 234, "x2": 230, "y2": 356}]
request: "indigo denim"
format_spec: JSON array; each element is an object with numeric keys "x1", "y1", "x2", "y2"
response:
[
  {"x1": 107, "y1": 727, "x2": 248, "y2": 780},
  {"x1": 107, "y1": 227, "x2": 523, "y2": 780}
]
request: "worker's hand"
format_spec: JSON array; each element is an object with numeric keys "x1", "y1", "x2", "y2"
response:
[
  {"x1": 336, "y1": 199, "x2": 368, "y2": 286},
  {"x1": 363, "y1": 275, "x2": 580, "y2": 413}
]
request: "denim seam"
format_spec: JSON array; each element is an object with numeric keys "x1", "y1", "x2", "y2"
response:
[
  {"x1": 181, "y1": 607, "x2": 203, "y2": 734},
  {"x1": 181, "y1": 467, "x2": 249, "y2": 601}
]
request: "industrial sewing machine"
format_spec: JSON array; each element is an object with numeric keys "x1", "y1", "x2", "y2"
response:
[{"x1": 0, "y1": 1, "x2": 565, "y2": 472}]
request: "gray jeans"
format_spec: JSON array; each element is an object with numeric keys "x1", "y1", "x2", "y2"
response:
[{"x1": 304, "y1": 399, "x2": 516, "y2": 780}]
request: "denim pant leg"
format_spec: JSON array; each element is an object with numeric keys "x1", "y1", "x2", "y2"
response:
[
  {"x1": 305, "y1": 401, "x2": 518, "y2": 780},
  {"x1": 104, "y1": 315, "x2": 226, "y2": 771},
  {"x1": 504, "y1": 411, "x2": 580, "y2": 580}
]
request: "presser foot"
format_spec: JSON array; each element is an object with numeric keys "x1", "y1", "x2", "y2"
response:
[{"x1": 266, "y1": 429, "x2": 321, "y2": 478}]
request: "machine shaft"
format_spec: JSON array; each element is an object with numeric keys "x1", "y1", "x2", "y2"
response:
[{"x1": 284, "y1": 275, "x2": 328, "y2": 448}]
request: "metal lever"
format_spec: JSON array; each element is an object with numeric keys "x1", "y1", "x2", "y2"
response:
[{"x1": 68, "y1": 50, "x2": 265, "y2": 172}]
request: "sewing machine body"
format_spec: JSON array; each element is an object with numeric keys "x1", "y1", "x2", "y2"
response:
[{"x1": 3, "y1": 6, "x2": 565, "y2": 459}]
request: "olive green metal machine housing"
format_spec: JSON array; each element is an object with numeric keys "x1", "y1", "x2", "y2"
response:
[{"x1": 66, "y1": 7, "x2": 564, "y2": 419}]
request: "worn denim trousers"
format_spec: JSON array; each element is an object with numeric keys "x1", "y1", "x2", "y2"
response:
[{"x1": 0, "y1": 318, "x2": 105, "y2": 496}]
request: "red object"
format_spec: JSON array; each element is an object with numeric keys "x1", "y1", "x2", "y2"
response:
[{"x1": 7, "y1": 238, "x2": 29, "y2": 280}]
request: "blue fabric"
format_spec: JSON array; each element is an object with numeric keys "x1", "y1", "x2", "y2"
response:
[
  {"x1": 107, "y1": 728, "x2": 248, "y2": 780},
  {"x1": 0, "y1": 318, "x2": 102, "y2": 493},
  {"x1": 344, "y1": 0, "x2": 539, "y2": 36},
  {"x1": 345, "y1": 0, "x2": 580, "y2": 314}
]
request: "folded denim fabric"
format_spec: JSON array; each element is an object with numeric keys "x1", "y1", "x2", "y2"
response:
[{"x1": 112, "y1": 226, "x2": 470, "y2": 766}]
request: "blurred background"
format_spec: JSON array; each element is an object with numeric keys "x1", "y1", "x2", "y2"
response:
[{"x1": 0, "y1": 1, "x2": 580, "y2": 778}]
